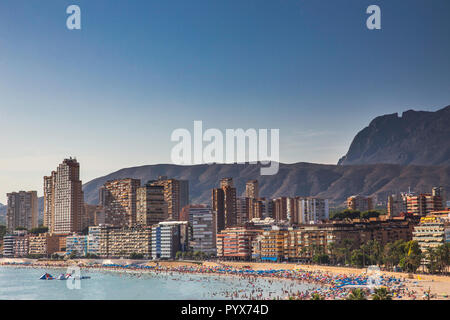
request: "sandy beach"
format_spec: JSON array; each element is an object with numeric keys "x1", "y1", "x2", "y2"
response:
[{"x1": 1, "y1": 258, "x2": 449, "y2": 300}]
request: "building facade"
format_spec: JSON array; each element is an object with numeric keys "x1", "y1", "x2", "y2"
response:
[
  {"x1": 44, "y1": 158, "x2": 84, "y2": 234},
  {"x1": 149, "y1": 177, "x2": 189, "y2": 221},
  {"x1": 6, "y1": 191, "x2": 38, "y2": 231},
  {"x1": 347, "y1": 195, "x2": 374, "y2": 212},
  {"x1": 191, "y1": 205, "x2": 216, "y2": 255},
  {"x1": 100, "y1": 178, "x2": 141, "y2": 227},
  {"x1": 136, "y1": 184, "x2": 168, "y2": 226},
  {"x1": 151, "y1": 221, "x2": 189, "y2": 259},
  {"x1": 98, "y1": 225, "x2": 152, "y2": 258}
]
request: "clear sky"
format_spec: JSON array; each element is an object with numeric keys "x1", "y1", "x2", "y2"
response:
[{"x1": 1, "y1": 0, "x2": 450, "y2": 203}]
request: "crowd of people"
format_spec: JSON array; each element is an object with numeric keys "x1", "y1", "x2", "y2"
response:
[{"x1": 0, "y1": 260, "x2": 432, "y2": 300}]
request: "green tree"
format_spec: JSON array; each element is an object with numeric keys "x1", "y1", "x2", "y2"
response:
[
  {"x1": 399, "y1": 241, "x2": 422, "y2": 273},
  {"x1": 336, "y1": 239, "x2": 354, "y2": 265},
  {"x1": 371, "y1": 287, "x2": 392, "y2": 300},
  {"x1": 383, "y1": 240, "x2": 405, "y2": 271},
  {"x1": 350, "y1": 249, "x2": 369, "y2": 268},
  {"x1": 313, "y1": 253, "x2": 330, "y2": 265},
  {"x1": 346, "y1": 288, "x2": 367, "y2": 300}
]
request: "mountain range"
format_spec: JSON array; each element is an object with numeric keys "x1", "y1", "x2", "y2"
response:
[
  {"x1": 338, "y1": 105, "x2": 450, "y2": 166},
  {"x1": 81, "y1": 162, "x2": 449, "y2": 207},
  {"x1": 9, "y1": 104, "x2": 449, "y2": 221}
]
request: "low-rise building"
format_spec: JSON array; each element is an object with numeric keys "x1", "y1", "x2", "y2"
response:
[
  {"x1": 216, "y1": 227, "x2": 262, "y2": 260},
  {"x1": 412, "y1": 215, "x2": 450, "y2": 252},
  {"x1": 2, "y1": 230, "x2": 29, "y2": 258},
  {"x1": 66, "y1": 234, "x2": 88, "y2": 256},
  {"x1": 29, "y1": 233, "x2": 61, "y2": 256},
  {"x1": 98, "y1": 225, "x2": 152, "y2": 258}
]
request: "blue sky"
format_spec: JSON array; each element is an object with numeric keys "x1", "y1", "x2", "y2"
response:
[{"x1": 0, "y1": 0, "x2": 450, "y2": 202}]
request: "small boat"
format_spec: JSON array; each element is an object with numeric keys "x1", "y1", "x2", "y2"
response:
[{"x1": 39, "y1": 273, "x2": 54, "y2": 280}]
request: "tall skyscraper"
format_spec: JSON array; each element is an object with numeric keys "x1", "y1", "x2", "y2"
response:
[
  {"x1": 136, "y1": 184, "x2": 168, "y2": 226},
  {"x1": 99, "y1": 178, "x2": 141, "y2": 227},
  {"x1": 190, "y1": 205, "x2": 216, "y2": 255},
  {"x1": 6, "y1": 191, "x2": 38, "y2": 231},
  {"x1": 212, "y1": 188, "x2": 225, "y2": 233},
  {"x1": 245, "y1": 180, "x2": 259, "y2": 199},
  {"x1": 212, "y1": 178, "x2": 237, "y2": 233},
  {"x1": 43, "y1": 172, "x2": 56, "y2": 232},
  {"x1": 44, "y1": 158, "x2": 84, "y2": 234},
  {"x1": 149, "y1": 177, "x2": 189, "y2": 220}
]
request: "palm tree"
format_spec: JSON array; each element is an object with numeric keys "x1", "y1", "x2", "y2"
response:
[
  {"x1": 346, "y1": 288, "x2": 367, "y2": 300},
  {"x1": 371, "y1": 287, "x2": 392, "y2": 300}
]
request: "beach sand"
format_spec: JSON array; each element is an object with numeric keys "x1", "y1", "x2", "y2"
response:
[{"x1": 2, "y1": 258, "x2": 449, "y2": 299}]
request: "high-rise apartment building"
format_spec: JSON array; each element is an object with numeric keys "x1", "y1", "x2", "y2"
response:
[
  {"x1": 191, "y1": 205, "x2": 216, "y2": 255},
  {"x1": 44, "y1": 158, "x2": 84, "y2": 234},
  {"x1": 387, "y1": 193, "x2": 408, "y2": 218},
  {"x1": 136, "y1": 184, "x2": 168, "y2": 226},
  {"x1": 212, "y1": 178, "x2": 237, "y2": 233},
  {"x1": 273, "y1": 197, "x2": 288, "y2": 222},
  {"x1": 151, "y1": 221, "x2": 189, "y2": 259},
  {"x1": 6, "y1": 191, "x2": 38, "y2": 231},
  {"x1": 347, "y1": 195, "x2": 373, "y2": 212},
  {"x1": 100, "y1": 178, "x2": 141, "y2": 227},
  {"x1": 149, "y1": 177, "x2": 189, "y2": 220},
  {"x1": 298, "y1": 198, "x2": 329, "y2": 224},
  {"x1": 236, "y1": 197, "x2": 249, "y2": 225},
  {"x1": 245, "y1": 180, "x2": 259, "y2": 199},
  {"x1": 406, "y1": 193, "x2": 443, "y2": 216}
]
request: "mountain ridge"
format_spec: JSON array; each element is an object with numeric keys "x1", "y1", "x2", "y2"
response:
[
  {"x1": 80, "y1": 162, "x2": 449, "y2": 207},
  {"x1": 338, "y1": 105, "x2": 450, "y2": 166}
]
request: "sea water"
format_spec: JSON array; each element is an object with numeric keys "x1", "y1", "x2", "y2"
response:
[{"x1": 0, "y1": 266, "x2": 319, "y2": 300}]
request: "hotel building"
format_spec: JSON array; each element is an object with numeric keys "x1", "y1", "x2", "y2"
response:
[{"x1": 412, "y1": 215, "x2": 450, "y2": 252}]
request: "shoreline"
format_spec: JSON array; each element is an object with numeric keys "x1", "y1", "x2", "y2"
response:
[{"x1": 1, "y1": 259, "x2": 449, "y2": 300}]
